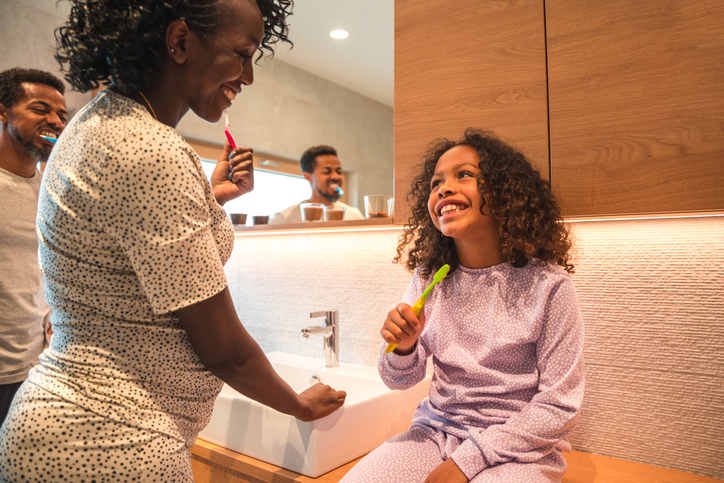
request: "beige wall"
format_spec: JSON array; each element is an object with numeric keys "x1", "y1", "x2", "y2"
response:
[
  {"x1": 0, "y1": 0, "x2": 93, "y2": 118},
  {"x1": 1, "y1": 0, "x2": 394, "y2": 211},
  {"x1": 226, "y1": 216, "x2": 724, "y2": 479}
]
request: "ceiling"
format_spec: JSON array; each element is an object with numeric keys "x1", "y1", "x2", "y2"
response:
[{"x1": 271, "y1": 0, "x2": 394, "y2": 107}]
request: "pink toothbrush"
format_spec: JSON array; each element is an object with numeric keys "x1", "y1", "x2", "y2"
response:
[
  {"x1": 224, "y1": 111, "x2": 237, "y2": 182},
  {"x1": 224, "y1": 110, "x2": 237, "y2": 149}
]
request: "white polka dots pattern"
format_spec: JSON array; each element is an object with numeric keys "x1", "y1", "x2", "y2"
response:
[
  {"x1": 369, "y1": 261, "x2": 585, "y2": 482},
  {"x1": 0, "y1": 384, "x2": 195, "y2": 482},
  {"x1": 27, "y1": 90, "x2": 232, "y2": 443}
]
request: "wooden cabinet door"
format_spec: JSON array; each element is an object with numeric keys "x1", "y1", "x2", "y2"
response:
[
  {"x1": 546, "y1": 0, "x2": 724, "y2": 216},
  {"x1": 394, "y1": 0, "x2": 549, "y2": 223}
]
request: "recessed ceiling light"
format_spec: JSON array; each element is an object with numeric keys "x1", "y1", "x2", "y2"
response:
[{"x1": 330, "y1": 29, "x2": 349, "y2": 40}]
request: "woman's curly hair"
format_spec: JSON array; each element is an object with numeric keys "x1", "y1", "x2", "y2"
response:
[
  {"x1": 396, "y1": 128, "x2": 574, "y2": 279},
  {"x1": 55, "y1": 0, "x2": 293, "y2": 94}
]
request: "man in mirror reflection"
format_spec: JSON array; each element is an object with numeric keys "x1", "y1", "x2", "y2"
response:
[
  {"x1": 270, "y1": 145, "x2": 364, "y2": 223},
  {"x1": 0, "y1": 67, "x2": 67, "y2": 426}
]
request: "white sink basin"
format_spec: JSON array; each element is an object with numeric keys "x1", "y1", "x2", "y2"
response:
[{"x1": 197, "y1": 351, "x2": 431, "y2": 477}]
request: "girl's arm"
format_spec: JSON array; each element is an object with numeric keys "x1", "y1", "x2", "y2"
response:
[
  {"x1": 449, "y1": 278, "x2": 585, "y2": 480},
  {"x1": 378, "y1": 304, "x2": 429, "y2": 390},
  {"x1": 378, "y1": 269, "x2": 430, "y2": 390}
]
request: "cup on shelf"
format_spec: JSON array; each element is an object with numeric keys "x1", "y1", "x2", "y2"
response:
[
  {"x1": 252, "y1": 215, "x2": 269, "y2": 225},
  {"x1": 323, "y1": 205, "x2": 345, "y2": 221},
  {"x1": 230, "y1": 213, "x2": 247, "y2": 225},
  {"x1": 300, "y1": 203, "x2": 324, "y2": 222},
  {"x1": 364, "y1": 194, "x2": 392, "y2": 219}
]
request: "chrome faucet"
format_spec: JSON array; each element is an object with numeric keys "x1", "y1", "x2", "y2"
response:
[{"x1": 301, "y1": 310, "x2": 339, "y2": 367}]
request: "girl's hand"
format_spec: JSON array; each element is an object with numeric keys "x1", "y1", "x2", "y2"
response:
[
  {"x1": 295, "y1": 383, "x2": 347, "y2": 422},
  {"x1": 381, "y1": 303, "x2": 426, "y2": 355},
  {"x1": 425, "y1": 458, "x2": 468, "y2": 483},
  {"x1": 211, "y1": 139, "x2": 254, "y2": 206}
]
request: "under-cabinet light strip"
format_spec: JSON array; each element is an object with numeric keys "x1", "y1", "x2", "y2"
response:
[
  {"x1": 234, "y1": 212, "x2": 723, "y2": 236},
  {"x1": 234, "y1": 226, "x2": 403, "y2": 236},
  {"x1": 565, "y1": 212, "x2": 724, "y2": 223}
]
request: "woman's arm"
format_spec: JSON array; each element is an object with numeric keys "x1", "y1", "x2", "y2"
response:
[{"x1": 177, "y1": 287, "x2": 346, "y2": 421}]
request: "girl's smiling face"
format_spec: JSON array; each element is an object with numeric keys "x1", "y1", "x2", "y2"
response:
[{"x1": 428, "y1": 145, "x2": 500, "y2": 247}]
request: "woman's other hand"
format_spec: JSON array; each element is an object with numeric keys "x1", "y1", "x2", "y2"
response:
[
  {"x1": 381, "y1": 303, "x2": 426, "y2": 355},
  {"x1": 179, "y1": 288, "x2": 345, "y2": 423},
  {"x1": 425, "y1": 458, "x2": 468, "y2": 483},
  {"x1": 211, "y1": 139, "x2": 254, "y2": 206},
  {"x1": 295, "y1": 383, "x2": 347, "y2": 422}
]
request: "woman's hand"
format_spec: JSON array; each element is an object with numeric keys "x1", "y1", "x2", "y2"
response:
[
  {"x1": 295, "y1": 383, "x2": 347, "y2": 422},
  {"x1": 381, "y1": 303, "x2": 426, "y2": 355},
  {"x1": 211, "y1": 139, "x2": 254, "y2": 206},
  {"x1": 179, "y1": 288, "x2": 346, "y2": 423},
  {"x1": 425, "y1": 458, "x2": 468, "y2": 483}
]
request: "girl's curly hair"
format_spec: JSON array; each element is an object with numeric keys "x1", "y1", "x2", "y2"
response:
[
  {"x1": 55, "y1": 0, "x2": 293, "y2": 94},
  {"x1": 396, "y1": 128, "x2": 574, "y2": 279}
]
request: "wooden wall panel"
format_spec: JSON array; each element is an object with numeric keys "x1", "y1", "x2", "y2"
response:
[
  {"x1": 547, "y1": 0, "x2": 724, "y2": 216},
  {"x1": 394, "y1": 0, "x2": 549, "y2": 223}
]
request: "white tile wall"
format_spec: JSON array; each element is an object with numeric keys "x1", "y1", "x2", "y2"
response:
[{"x1": 226, "y1": 216, "x2": 724, "y2": 478}]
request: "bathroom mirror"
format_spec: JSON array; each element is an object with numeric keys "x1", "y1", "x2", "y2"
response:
[{"x1": 175, "y1": 0, "x2": 395, "y2": 229}]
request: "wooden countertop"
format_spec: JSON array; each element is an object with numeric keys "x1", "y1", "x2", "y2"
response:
[
  {"x1": 191, "y1": 439, "x2": 360, "y2": 483},
  {"x1": 191, "y1": 439, "x2": 720, "y2": 483}
]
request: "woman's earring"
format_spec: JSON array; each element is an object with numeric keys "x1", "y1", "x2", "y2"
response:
[{"x1": 171, "y1": 48, "x2": 176, "y2": 54}]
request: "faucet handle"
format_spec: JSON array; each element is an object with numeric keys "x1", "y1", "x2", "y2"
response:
[{"x1": 310, "y1": 310, "x2": 338, "y2": 326}]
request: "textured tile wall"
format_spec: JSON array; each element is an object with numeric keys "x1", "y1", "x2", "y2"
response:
[
  {"x1": 565, "y1": 216, "x2": 723, "y2": 479},
  {"x1": 226, "y1": 216, "x2": 724, "y2": 478}
]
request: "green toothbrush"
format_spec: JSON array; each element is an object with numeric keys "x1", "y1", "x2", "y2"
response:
[{"x1": 385, "y1": 264, "x2": 450, "y2": 354}]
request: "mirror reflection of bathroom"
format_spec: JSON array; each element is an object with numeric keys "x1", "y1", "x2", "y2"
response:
[
  {"x1": 1, "y1": 0, "x2": 392, "y2": 227},
  {"x1": 181, "y1": 0, "x2": 394, "y2": 227}
]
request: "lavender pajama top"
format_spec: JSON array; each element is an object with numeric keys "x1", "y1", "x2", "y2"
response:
[{"x1": 379, "y1": 260, "x2": 585, "y2": 480}]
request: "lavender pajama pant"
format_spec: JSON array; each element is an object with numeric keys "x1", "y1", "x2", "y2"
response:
[{"x1": 340, "y1": 425, "x2": 567, "y2": 483}]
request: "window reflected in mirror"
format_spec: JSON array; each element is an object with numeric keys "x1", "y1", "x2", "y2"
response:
[{"x1": 199, "y1": 159, "x2": 311, "y2": 226}]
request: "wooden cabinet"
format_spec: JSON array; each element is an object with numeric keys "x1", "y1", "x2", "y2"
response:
[
  {"x1": 394, "y1": 0, "x2": 549, "y2": 222},
  {"x1": 546, "y1": 0, "x2": 724, "y2": 216},
  {"x1": 394, "y1": 0, "x2": 724, "y2": 220}
]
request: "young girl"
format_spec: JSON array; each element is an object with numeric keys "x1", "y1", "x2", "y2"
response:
[{"x1": 342, "y1": 129, "x2": 584, "y2": 483}]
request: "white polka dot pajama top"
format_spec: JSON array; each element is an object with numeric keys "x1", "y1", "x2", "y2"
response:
[
  {"x1": 345, "y1": 261, "x2": 585, "y2": 482},
  {"x1": 0, "y1": 90, "x2": 233, "y2": 481}
]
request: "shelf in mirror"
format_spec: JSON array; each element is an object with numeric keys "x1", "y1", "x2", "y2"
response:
[{"x1": 232, "y1": 217, "x2": 397, "y2": 235}]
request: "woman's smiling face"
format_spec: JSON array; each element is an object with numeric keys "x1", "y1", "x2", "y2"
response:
[{"x1": 181, "y1": 0, "x2": 264, "y2": 123}]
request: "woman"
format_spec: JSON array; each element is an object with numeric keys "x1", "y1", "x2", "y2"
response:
[{"x1": 0, "y1": 1, "x2": 346, "y2": 481}]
